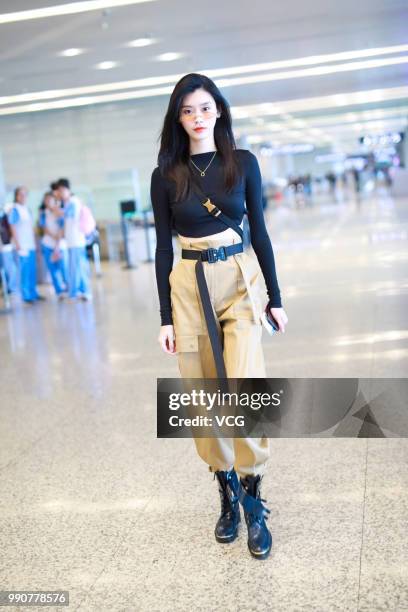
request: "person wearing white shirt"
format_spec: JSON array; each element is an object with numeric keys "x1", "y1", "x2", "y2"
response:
[
  {"x1": 0, "y1": 202, "x2": 18, "y2": 293},
  {"x1": 38, "y1": 192, "x2": 68, "y2": 298},
  {"x1": 8, "y1": 186, "x2": 44, "y2": 303},
  {"x1": 56, "y1": 178, "x2": 91, "y2": 301}
]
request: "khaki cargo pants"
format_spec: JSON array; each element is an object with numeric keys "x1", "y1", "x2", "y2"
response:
[{"x1": 169, "y1": 228, "x2": 270, "y2": 478}]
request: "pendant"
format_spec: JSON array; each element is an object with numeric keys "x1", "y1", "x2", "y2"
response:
[{"x1": 201, "y1": 171, "x2": 205, "y2": 177}]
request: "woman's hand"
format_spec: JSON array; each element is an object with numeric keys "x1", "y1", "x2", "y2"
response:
[
  {"x1": 44, "y1": 228, "x2": 58, "y2": 239},
  {"x1": 50, "y1": 248, "x2": 61, "y2": 262},
  {"x1": 158, "y1": 325, "x2": 177, "y2": 355},
  {"x1": 268, "y1": 306, "x2": 289, "y2": 333}
]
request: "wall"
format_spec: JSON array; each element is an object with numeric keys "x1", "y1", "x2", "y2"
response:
[
  {"x1": 0, "y1": 96, "x2": 168, "y2": 220},
  {"x1": 0, "y1": 97, "x2": 340, "y2": 219}
]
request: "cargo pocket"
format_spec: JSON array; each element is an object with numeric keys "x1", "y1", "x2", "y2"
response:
[
  {"x1": 174, "y1": 333, "x2": 203, "y2": 377},
  {"x1": 169, "y1": 260, "x2": 181, "y2": 287},
  {"x1": 251, "y1": 287, "x2": 264, "y2": 326},
  {"x1": 235, "y1": 317, "x2": 261, "y2": 329},
  {"x1": 175, "y1": 334, "x2": 199, "y2": 353},
  {"x1": 234, "y1": 254, "x2": 263, "y2": 324},
  {"x1": 236, "y1": 252, "x2": 260, "y2": 292}
]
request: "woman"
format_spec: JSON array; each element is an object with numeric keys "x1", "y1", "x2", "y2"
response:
[
  {"x1": 38, "y1": 192, "x2": 68, "y2": 298},
  {"x1": 150, "y1": 73, "x2": 288, "y2": 560}
]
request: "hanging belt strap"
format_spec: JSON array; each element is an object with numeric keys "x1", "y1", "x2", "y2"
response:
[
  {"x1": 179, "y1": 180, "x2": 248, "y2": 380},
  {"x1": 182, "y1": 243, "x2": 243, "y2": 380},
  {"x1": 194, "y1": 258, "x2": 227, "y2": 380}
]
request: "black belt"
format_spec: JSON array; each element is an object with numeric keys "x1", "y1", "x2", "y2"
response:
[
  {"x1": 181, "y1": 242, "x2": 244, "y2": 379},
  {"x1": 181, "y1": 242, "x2": 243, "y2": 263}
]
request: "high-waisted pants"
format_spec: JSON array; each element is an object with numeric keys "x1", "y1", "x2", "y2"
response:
[{"x1": 169, "y1": 228, "x2": 270, "y2": 478}]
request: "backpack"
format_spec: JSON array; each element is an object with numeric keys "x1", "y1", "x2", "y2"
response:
[
  {"x1": 0, "y1": 213, "x2": 12, "y2": 245},
  {"x1": 79, "y1": 204, "x2": 96, "y2": 237}
]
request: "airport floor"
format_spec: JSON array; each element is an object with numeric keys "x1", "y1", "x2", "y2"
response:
[{"x1": 1, "y1": 192, "x2": 407, "y2": 612}]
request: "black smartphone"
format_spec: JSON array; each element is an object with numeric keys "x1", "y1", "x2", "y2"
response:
[{"x1": 261, "y1": 308, "x2": 279, "y2": 335}]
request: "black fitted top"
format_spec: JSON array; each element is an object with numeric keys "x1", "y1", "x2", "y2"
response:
[{"x1": 150, "y1": 149, "x2": 282, "y2": 325}]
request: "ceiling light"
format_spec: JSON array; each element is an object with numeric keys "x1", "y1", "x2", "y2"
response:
[
  {"x1": 95, "y1": 61, "x2": 119, "y2": 70},
  {"x1": 231, "y1": 87, "x2": 408, "y2": 118},
  {"x1": 1, "y1": 45, "x2": 407, "y2": 108},
  {"x1": 127, "y1": 37, "x2": 156, "y2": 47},
  {"x1": 0, "y1": 75, "x2": 182, "y2": 106},
  {"x1": 233, "y1": 110, "x2": 251, "y2": 119},
  {"x1": 289, "y1": 107, "x2": 408, "y2": 130},
  {"x1": 156, "y1": 52, "x2": 184, "y2": 62},
  {"x1": 292, "y1": 119, "x2": 307, "y2": 128},
  {"x1": 0, "y1": 0, "x2": 157, "y2": 25},
  {"x1": 247, "y1": 136, "x2": 264, "y2": 144},
  {"x1": 216, "y1": 56, "x2": 408, "y2": 88},
  {"x1": 203, "y1": 44, "x2": 408, "y2": 78},
  {"x1": 2, "y1": 85, "x2": 407, "y2": 117},
  {"x1": 0, "y1": 87, "x2": 175, "y2": 115},
  {"x1": 59, "y1": 48, "x2": 84, "y2": 57}
]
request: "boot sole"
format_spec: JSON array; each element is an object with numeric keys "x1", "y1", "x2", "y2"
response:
[
  {"x1": 215, "y1": 529, "x2": 239, "y2": 543},
  {"x1": 248, "y1": 533, "x2": 272, "y2": 559},
  {"x1": 214, "y1": 518, "x2": 241, "y2": 543}
]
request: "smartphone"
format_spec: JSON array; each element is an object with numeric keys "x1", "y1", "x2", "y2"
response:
[{"x1": 260, "y1": 309, "x2": 280, "y2": 335}]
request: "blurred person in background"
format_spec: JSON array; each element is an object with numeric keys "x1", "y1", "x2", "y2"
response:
[
  {"x1": 8, "y1": 186, "x2": 45, "y2": 304},
  {"x1": 38, "y1": 191, "x2": 68, "y2": 299},
  {"x1": 56, "y1": 178, "x2": 91, "y2": 301},
  {"x1": 0, "y1": 202, "x2": 18, "y2": 294},
  {"x1": 351, "y1": 167, "x2": 362, "y2": 196},
  {"x1": 326, "y1": 171, "x2": 337, "y2": 197},
  {"x1": 50, "y1": 181, "x2": 63, "y2": 207}
]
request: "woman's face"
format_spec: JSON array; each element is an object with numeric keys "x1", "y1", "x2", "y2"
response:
[
  {"x1": 45, "y1": 195, "x2": 57, "y2": 210},
  {"x1": 178, "y1": 88, "x2": 220, "y2": 143}
]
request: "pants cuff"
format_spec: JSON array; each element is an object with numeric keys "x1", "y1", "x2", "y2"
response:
[{"x1": 208, "y1": 464, "x2": 234, "y2": 474}]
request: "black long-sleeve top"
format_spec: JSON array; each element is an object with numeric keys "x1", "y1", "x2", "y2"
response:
[{"x1": 150, "y1": 149, "x2": 282, "y2": 326}]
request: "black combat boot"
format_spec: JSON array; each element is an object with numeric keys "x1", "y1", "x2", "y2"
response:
[
  {"x1": 239, "y1": 474, "x2": 272, "y2": 559},
  {"x1": 214, "y1": 469, "x2": 241, "y2": 543}
]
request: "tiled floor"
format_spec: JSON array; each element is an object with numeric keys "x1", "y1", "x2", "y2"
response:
[{"x1": 0, "y1": 192, "x2": 407, "y2": 611}]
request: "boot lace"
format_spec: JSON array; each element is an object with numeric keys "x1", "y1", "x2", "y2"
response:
[
  {"x1": 247, "y1": 497, "x2": 270, "y2": 525},
  {"x1": 241, "y1": 476, "x2": 271, "y2": 525},
  {"x1": 215, "y1": 472, "x2": 238, "y2": 517}
]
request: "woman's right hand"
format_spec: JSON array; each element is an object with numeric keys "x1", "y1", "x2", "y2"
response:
[{"x1": 158, "y1": 325, "x2": 177, "y2": 355}]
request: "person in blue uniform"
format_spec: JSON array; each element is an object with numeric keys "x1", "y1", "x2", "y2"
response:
[
  {"x1": 0, "y1": 203, "x2": 18, "y2": 294},
  {"x1": 56, "y1": 178, "x2": 91, "y2": 301},
  {"x1": 8, "y1": 186, "x2": 44, "y2": 304},
  {"x1": 38, "y1": 192, "x2": 68, "y2": 298}
]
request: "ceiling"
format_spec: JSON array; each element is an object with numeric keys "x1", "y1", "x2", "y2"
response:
[{"x1": 0, "y1": 0, "x2": 407, "y2": 151}]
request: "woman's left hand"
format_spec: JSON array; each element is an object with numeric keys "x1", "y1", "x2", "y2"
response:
[{"x1": 268, "y1": 306, "x2": 289, "y2": 333}]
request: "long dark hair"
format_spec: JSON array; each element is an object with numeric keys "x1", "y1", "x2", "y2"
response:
[{"x1": 156, "y1": 73, "x2": 242, "y2": 201}]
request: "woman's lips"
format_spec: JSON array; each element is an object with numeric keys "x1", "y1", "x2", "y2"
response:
[{"x1": 193, "y1": 127, "x2": 206, "y2": 132}]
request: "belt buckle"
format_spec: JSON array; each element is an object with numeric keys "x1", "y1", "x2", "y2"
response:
[
  {"x1": 218, "y1": 246, "x2": 227, "y2": 261},
  {"x1": 206, "y1": 247, "x2": 218, "y2": 263}
]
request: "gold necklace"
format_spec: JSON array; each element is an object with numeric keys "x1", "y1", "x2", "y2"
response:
[{"x1": 189, "y1": 150, "x2": 217, "y2": 176}]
